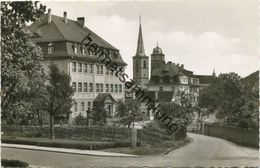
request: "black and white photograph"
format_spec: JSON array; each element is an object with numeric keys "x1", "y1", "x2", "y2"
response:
[{"x1": 1, "y1": 0, "x2": 259, "y2": 167}]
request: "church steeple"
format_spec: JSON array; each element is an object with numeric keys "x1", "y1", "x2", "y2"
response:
[
  {"x1": 136, "y1": 16, "x2": 145, "y2": 56},
  {"x1": 133, "y1": 16, "x2": 149, "y2": 88},
  {"x1": 212, "y1": 68, "x2": 216, "y2": 77}
]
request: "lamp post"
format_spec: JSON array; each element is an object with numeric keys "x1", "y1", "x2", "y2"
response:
[
  {"x1": 201, "y1": 117, "x2": 205, "y2": 134},
  {"x1": 86, "y1": 107, "x2": 91, "y2": 127}
]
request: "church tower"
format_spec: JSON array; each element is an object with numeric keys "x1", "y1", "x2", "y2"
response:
[
  {"x1": 133, "y1": 17, "x2": 149, "y2": 87},
  {"x1": 151, "y1": 43, "x2": 165, "y2": 76}
]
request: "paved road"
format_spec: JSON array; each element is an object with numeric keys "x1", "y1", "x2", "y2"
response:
[{"x1": 2, "y1": 133, "x2": 259, "y2": 167}]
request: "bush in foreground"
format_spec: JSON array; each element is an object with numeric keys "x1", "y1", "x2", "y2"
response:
[{"x1": 1, "y1": 159, "x2": 29, "y2": 168}]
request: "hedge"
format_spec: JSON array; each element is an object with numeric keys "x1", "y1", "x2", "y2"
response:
[
  {"x1": 2, "y1": 137, "x2": 132, "y2": 150},
  {"x1": 1, "y1": 159, "x2": 29, "y2": 168}
]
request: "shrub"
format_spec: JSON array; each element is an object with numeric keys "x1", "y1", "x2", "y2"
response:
[
  {"x1": 1, "y1": 159, "x2": 29, "y2": 167},
  {"x1": 174, "y1": 126, "x2": 187, "y2": 141},
  {"x1": 74, "y1": 114, "x2": 86, "y2": 125}
]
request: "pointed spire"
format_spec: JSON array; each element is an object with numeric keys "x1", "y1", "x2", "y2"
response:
[
  {"x1": 212, "y1": 68, "x2": 216, "y2": 77},
  {"x1": 136, "y1": 15, "x2": 145, "y2": 56}
]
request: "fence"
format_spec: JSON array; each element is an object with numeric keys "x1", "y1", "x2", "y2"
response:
[
  {"x1": 2, "y1": 125, "x2": 176, "y2": 145},
  {"x1": 203, "y1": 123, "x2": 259, "y2": 148}
]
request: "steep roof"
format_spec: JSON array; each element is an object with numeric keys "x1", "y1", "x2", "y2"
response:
[
  {"x1": 144, "y1": 91, "x2": 174, "y2": 102},
  {"x1": 29, "y1": 14, "x2": 118, "y2": 50},
  {"x1": 135, "y1": 19, "x2": 146, "y2": 56},
  {"x1": 242, "y1": 70, "x2": 259, "y2": 91},
  {"x1": 195, "y1": 75, "x2": 215, "y2": 84},
  {"x1": 151, "y1": 62, "x2": 195, "y2": 77},
  {"x1": 152, "y1": 64, "x2": 183, "y2": 76}
]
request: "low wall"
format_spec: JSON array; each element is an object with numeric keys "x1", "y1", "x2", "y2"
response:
[{"x1": 204, "y1": 123, "x2": 259, "y2": 148}]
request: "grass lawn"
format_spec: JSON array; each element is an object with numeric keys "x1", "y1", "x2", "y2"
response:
[
  {"x1": 2, "y1": 136, "x2": 131, "y2": 150},
  {"x1": 102, "y1": 137, "x2": 192, "y2": 155}
]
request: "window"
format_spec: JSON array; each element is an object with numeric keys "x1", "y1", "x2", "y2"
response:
[
  {"x1": 74, "y1": 102, "x2": 78, "y2": 112},
  {"x1": 96, "y1": 83, "x2": 99, "y2": 92},
  {"x1": 181, "y1": 77, "x2": 188, "y2": 83},
  {"x1": 105, "y1": 84, "x2": 109, "y2": 92},
  {"x1": 159, "y1": 78, "x2": 163, "y2": 83},
  {"x1": 81, "y1": 102, "x2": 84, "y2": 111},
  {"x1": 110, "y1": 70, "x2": 113, "y2": 75},
  {"x1": 78, "y1": 82, "x2": 82, "y2": 92},
  {"x1": 193, "y1": 78, "x2": 199, "y2": 85},
  {"x1": 90, "y1": 64, "x2": 93, "y2": 73},
  {"x1": 110, "y1": 84, "x2": 113, "y2": 92},
  {"x1": 88, "y1": 102, "x2": 91, "y2": 109},
  {"x1": 89, "y1": 83, "x2": 93, "y2": 92},
  {"x1": 136, "y1": 60, "x2": 138, "y2": 67},
  {"x1": 72, "y1": 82, "x2": 76, "y2": 92},
  {"x1": 171, "y1": 86, "x2": 175, "y2": 92},
  {"x1": 100, "y1": 65, "x2": 103, "y2": 74},
  {"x1": 143, "y1": 60, "x2": 147, "y2": 68},
  {"x1": 159, "y1": 87, "x2": 163, "y2": 91},
  {"x1": 100, "y1": 83, "x2": 103, "y2": 92},
  {"x1": 73, "y1": 43, "x2": 78, "y2": 54},
  {"x1": 109, "y1": 50, "x2": 112, "y2": 58},
  {"x1": 72, "y1": 62, "x2": 76, "y2": 72},
  {"x1": 114, "y1": 52, "x2": 118, "y2": 59},
  {"x1": 106, "y1": 67, "x2": 109, "y2": 75},
  {"x1": 115, "y1": 84, "x2": 118, "y2": 93},
  {"x1": 82, "y1": 46, "x2": 86, "y2": 55},
  {"x1": 48, "y1": 42, "x2": 54, "y2": 54},
  {"x1": 119, "y1": 84, "x2": 122, "y2": 93},
  {"x1": 78, "y1": 63, "x2": 82, "y2": 72},
  {"x1": 96, "y1": 65, "x2": 99, "y2": 74},
  {"x1": 84, "y1": 83, "x2": 88, "y2": 92},
  {"x1": 84, "y1": 64, "x2": 88, "y2": 73}
]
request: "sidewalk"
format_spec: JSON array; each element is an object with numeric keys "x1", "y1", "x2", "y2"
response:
[{"x1": 1, "y1": 143, "x2": 138, "y2": 157}]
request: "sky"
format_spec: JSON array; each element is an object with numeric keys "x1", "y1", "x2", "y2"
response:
[{"x1": 42, "y1": 0, "x2": 258, "y2": 78}]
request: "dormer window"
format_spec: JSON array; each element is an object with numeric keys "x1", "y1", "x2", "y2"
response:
[
  {"x1": 114, "y1": 52, "x2": 119, "y2": 59},
  {"x1": 88, "y1": 48, "x2": 94, "y2": 56},
  {"x1": 72, "y1": 43, "x2": 78, "y2": 54},
  {"x1": 109, "y1": 50, "x2": 112, "y2": 58},
  {"x1": 81, "y1": 45, "x2": 86, "y2": 55},
  {"x1": 48, "y1": 42, "x2": 54, "y2": 54}
]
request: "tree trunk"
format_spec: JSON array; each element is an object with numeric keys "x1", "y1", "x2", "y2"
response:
[{"x1": 50, "y1": 114, "x2": 54, "y2": 139}]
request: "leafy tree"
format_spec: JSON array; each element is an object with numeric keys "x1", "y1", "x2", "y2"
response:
[
  {"x1": 92, "y1": 101, "x2": 107, "y2": 125},
  {"x1": 38, "y1": 64, "x2": 74, "y2": 139},
  {"x1": 1, "y1": 1, "x2": 46, "y2": 124},
  {"x1": 115, "y1": 99, "x2": 144, "y2": 128},
  {"x1": 198, "y1": 72, "x2": 258, "y2": 128},
  {"x1": 74, "y1": 113, "x2": 86, "y2": 125},
  {"x1": 158, "y1": 91, "x2": 195, "y2": 130}
]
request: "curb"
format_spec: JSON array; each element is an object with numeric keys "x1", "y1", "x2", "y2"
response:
[{"x1": 1, "y1": 143, "x2": 138, "y2": 158}]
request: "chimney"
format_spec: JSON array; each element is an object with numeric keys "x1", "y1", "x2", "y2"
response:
[
  {"x1": 181, "y1": 64, "x2": 184, "y2": 68},
  {"x1": 177, "y1": 63, "x2": 179, "y2": 67},
  {"x1": 48, "y1": 8, "x2": 52, "y2": 24},
  {"x1": 167, "y1": 61, "x2": 172, "y2": 65},
  {"x1": 63, "y1": 11, "x2": 67, "y2": 24},
  {"x1": 77, "y1": 17, "x2": 85, "y2": 27}
]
